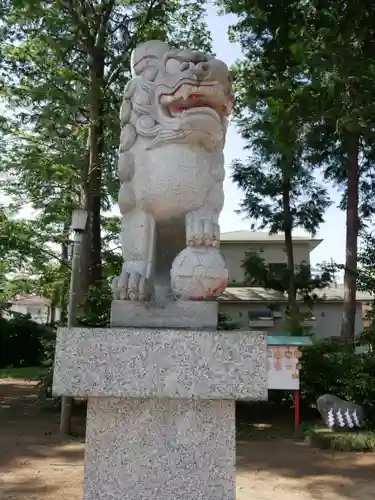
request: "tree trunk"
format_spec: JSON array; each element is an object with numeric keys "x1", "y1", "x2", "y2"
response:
[
  {"x1": 80, "y1": 51, "x2": 105, "y2": 296},
  {"x1": 59, "y1": 239, "x2": 69, "y2": 324},
  {"x1": 49, "y1": 303, "x2": 56, "y2": 324},
  {"x1": 282, "y1": 181, "x2": 298, "y2": 315},
  {"x1": 341, "y1": 135, "x2": 360, "y2": 339}
]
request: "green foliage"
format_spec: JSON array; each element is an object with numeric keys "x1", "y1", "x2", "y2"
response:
[
  {"x1": 241, "y1": 250, "x2": 336, "y2": 334},
  {"x1": 219, "y1": 0, "x2": 375, "y2": 338},
  {"x1": 38, "y1": 279, "x2": 113, "y2": 403},
  {"x1": 356, "y1": 231, "x2": 375, "y2": 348},
  {"x1": 218, "y1": 0, "x2": 332, "y2": 318},
  {"x1": 357, "y1": 231, "x2": 375, "y2": 293},
  {"x1": 77, "y1": 280, "x2": 112, "y2": 327},
  {"x1": 242, "y1": 251, "x2": 336, "y2": 303},
  {"x1": 0, "y1": 0, "x2": 213, "y2": 300},
  {"x1": 305, "y1": 426, "x2": 375, "y2": 453},
  {"x1": 0, "y1": 310, "x2": 54, "y2": 368},
  {"x1": 37, "y1": 334, "x2": 57, "y2": 405},
  {"x1": 231, "y1": 160, "x2": 331, "y2": 237},
  {"x1": 300, "y1": 339, "x2": 375, "y2": 427},
  {"x1": 280, "y1": 310, "x2": 311, "y2": 337},
  {"x1": 221, "y1": 0, "x2": 331, "y2": 237},
  {"x1": 217, "y1": 312, "x2": 240, "y2": 330},
  {"x1": 0, "y1": 366, "x2": 46, "y2": 379}
]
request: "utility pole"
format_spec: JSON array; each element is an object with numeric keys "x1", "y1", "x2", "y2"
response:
[{"x1": 60, "y1": 208, "x2": 88, "y2": 434}]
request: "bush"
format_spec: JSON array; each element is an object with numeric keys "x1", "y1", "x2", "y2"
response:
[
  {"x1": 0, "y1": 312, "x2": 54, "y2": 368},
  {"x1": 305, "y1": 426, "x2": 375, "y2": 452},
  {"x1": 300, "y1": 339, "x2": 375, "y2": 428},
  {"x1": 38, "y1": 282, "x2": 112, "y2": 408},
  {"x1": 218, "y1": 312, "x2": 240, "y2": 330},
  {"x1": 77, "y1": 280, "x2": 112, "y2": 327}
]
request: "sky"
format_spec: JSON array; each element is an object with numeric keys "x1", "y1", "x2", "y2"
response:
[
  {"x1": 1, "y1": 5, "x2": 347, "y2": 270},
  {"x1": 205, "y1": 5, "x2": 346, "y2": 268}
]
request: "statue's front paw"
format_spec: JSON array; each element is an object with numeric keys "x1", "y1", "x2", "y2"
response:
[
  {"x1": 112, "y1": 271, "x2": 152, "y2": 301},
  {"x1": 186, "y1": 216, "x2": 219, "y2": 247}
]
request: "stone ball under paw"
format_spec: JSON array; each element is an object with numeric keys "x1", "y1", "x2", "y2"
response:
[{"x1": 170, "y1": 247, "x2": 228, "y2": 300}]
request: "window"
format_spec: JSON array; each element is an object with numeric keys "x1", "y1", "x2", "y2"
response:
[
  {"x1": 248, "y1": 309, "x2": 273, "y2": 319},
  {"x1": 248, "y1": 308, "x2": 274, "y2": 327}
]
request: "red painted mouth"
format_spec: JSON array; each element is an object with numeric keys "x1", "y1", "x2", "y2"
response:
[
  {"x1": 159, "y1": 82, "x2": 233, "y2": 119},
  {"x1": 159, "y1": 83, "x2": 215, "y2": 102}
]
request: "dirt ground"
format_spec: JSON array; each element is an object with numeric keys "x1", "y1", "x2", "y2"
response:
[{"x1": 1, "y1": 380, "x2": 375, "y2": 500}]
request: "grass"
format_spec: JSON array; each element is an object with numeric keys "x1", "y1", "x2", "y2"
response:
[
  {"x1": 305, "y1": 425, "x2": 375, "y2": 452},
  {"x1": 0, "y1": 366, "x2": 46, "y2": 380}
]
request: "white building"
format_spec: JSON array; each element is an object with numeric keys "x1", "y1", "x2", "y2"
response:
[
  {"x1": 8, "y1": 295, "x2": 60, "y2": 324},
  {"x1": 219, "y1": 230, "x2": 373, "y2": 338}
]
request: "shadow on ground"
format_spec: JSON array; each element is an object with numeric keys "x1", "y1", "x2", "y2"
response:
[
  {"x1": 236, "y1": 402, "x2": 375, "y2": 500},
  {"x1": 0, "y1": 380, "x2": 84, "y2": 468},
  {"x1": 1, "y1": 477, "x2": 59, "y2": 498},
  {"x1": 2, "y1": 381, "x2": 375, "y2": 500},
  {"x1": 237, "y1": 439, "x2": 375, "y2": 499}
]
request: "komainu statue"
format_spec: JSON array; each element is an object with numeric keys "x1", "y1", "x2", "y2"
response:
[{"x1": 112, "y1": 40, "x2": 234, "y2": 303}]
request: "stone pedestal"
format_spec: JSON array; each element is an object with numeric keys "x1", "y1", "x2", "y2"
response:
[
  {"x1": 110, "y1": 300, "x2": 218, "y2": 329},
  {"x1": 53, "y1": 327, "x2": 267, "y2": 500},
  {"x1": 84, "y1": 398, "x2": 235, "y2": 500}
]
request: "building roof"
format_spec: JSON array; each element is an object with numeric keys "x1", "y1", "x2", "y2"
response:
[
  {"x1": 220, "y1": 230, "x2": 322, "y2": 251},
  {"x1": 219, "y1": 286, "x2": 374, "y2": 303},
  {"x1": 10, "y1": 295, "x2": 51, "y2": 306}
]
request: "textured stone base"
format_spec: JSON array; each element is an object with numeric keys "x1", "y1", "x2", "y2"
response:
[
  {"x1": 52, "y1": 327, "x2": 267, "y2": 401},
  {"x1": 110, "y1": 300, "x2": 218, "y2": 329},
  {"x1": 83, "y1": 397, "x2": 235, "y2": 500}
]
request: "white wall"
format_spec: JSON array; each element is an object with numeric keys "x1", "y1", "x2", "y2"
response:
[
  {"x1": 220, "y1": 301, "x2": 365, "y2": 339},
  {"x1": 8, "y1": 304, "x2": 61, "y2": 324},
  {"x1": 312, "y1": 302, "x2": 364, "y2": 339}
]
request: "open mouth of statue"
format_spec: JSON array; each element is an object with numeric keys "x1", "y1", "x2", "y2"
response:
[{"x1": 159, "y1": 82, "x2": 231, "y2": 122}]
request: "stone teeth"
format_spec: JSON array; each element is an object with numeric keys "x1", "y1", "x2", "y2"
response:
[{"x1": 182, "y1": 86, "x2": 190, "y2": 100}]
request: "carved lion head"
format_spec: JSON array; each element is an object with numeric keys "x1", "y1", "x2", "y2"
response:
[{"x1": 127, "y1": 40, "x2": 234, "y2": 152}]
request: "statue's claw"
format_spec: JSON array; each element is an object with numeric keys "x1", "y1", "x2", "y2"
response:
[{"x1": 112, "y1": 269, "x2": 152, "y2": 301}]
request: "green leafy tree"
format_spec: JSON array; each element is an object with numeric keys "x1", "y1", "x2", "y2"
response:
[
  {"x1": 241, "y1": 250, "x2": 337, "y2": 334},
  {"x1": 218, "y1": 0, "x2": 331, "y2": 320},
  {"x1": 219, "y1": 0, "x2": 375, "y2": 338},
  {"x1": 0, "y1": 0, "x2": 212, "y2": 305},
  {"x1": 356, "y1": 232, "x2": 375, "y2": 349},
  {"x1": 1, "y1": 0, "x2": 214, "y2": 435},
  {"x1": 0, "y1": 208, "x2": 71, "y2": 322},
  {"x1": 242, "y1": 250, "x2": 337, "y2": 304},
  {"x1": 298, "y1": 2, "x2": 375, "y2": 339}
]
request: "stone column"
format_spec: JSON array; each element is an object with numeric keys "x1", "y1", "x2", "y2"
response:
[{"x1": 53, "y1": 306, "x2": 267, "y2": 500}]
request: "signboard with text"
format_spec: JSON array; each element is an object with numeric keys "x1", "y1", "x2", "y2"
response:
[
  {"x1": 266, "y1": 335, "x2": 313, "y2": 391},
  {"x1": 267, "y1": 344, "x2": 302, "y2": 390}
]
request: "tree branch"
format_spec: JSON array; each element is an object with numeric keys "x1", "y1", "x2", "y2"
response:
[{"x1": 105, "y1": 0, "x2": 162, "y2": 89}]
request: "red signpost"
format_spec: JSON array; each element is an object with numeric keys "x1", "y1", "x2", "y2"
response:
[{"x1": 267, "y1": 336, "x2": 312, "y2": 433}]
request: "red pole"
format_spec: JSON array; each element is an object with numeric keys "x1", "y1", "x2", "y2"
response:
[{"x1": 294, "y1": 391, "x2": 300, "y2": 432}]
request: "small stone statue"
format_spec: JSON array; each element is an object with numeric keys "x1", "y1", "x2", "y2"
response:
[
  {"x1": 112, "y1": 40, "x2": 234, "y2": 303},
  {"x1": 317, "y1": 394, "x2": 365, "y2": 430}
]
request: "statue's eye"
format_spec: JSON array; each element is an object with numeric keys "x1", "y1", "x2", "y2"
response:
[
  {"x1": 165, "y1": 58, "x2": 181, "y2": 74},
  {"x1": 180, "y1": 61, "x2": 190, "y2": 71}
]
